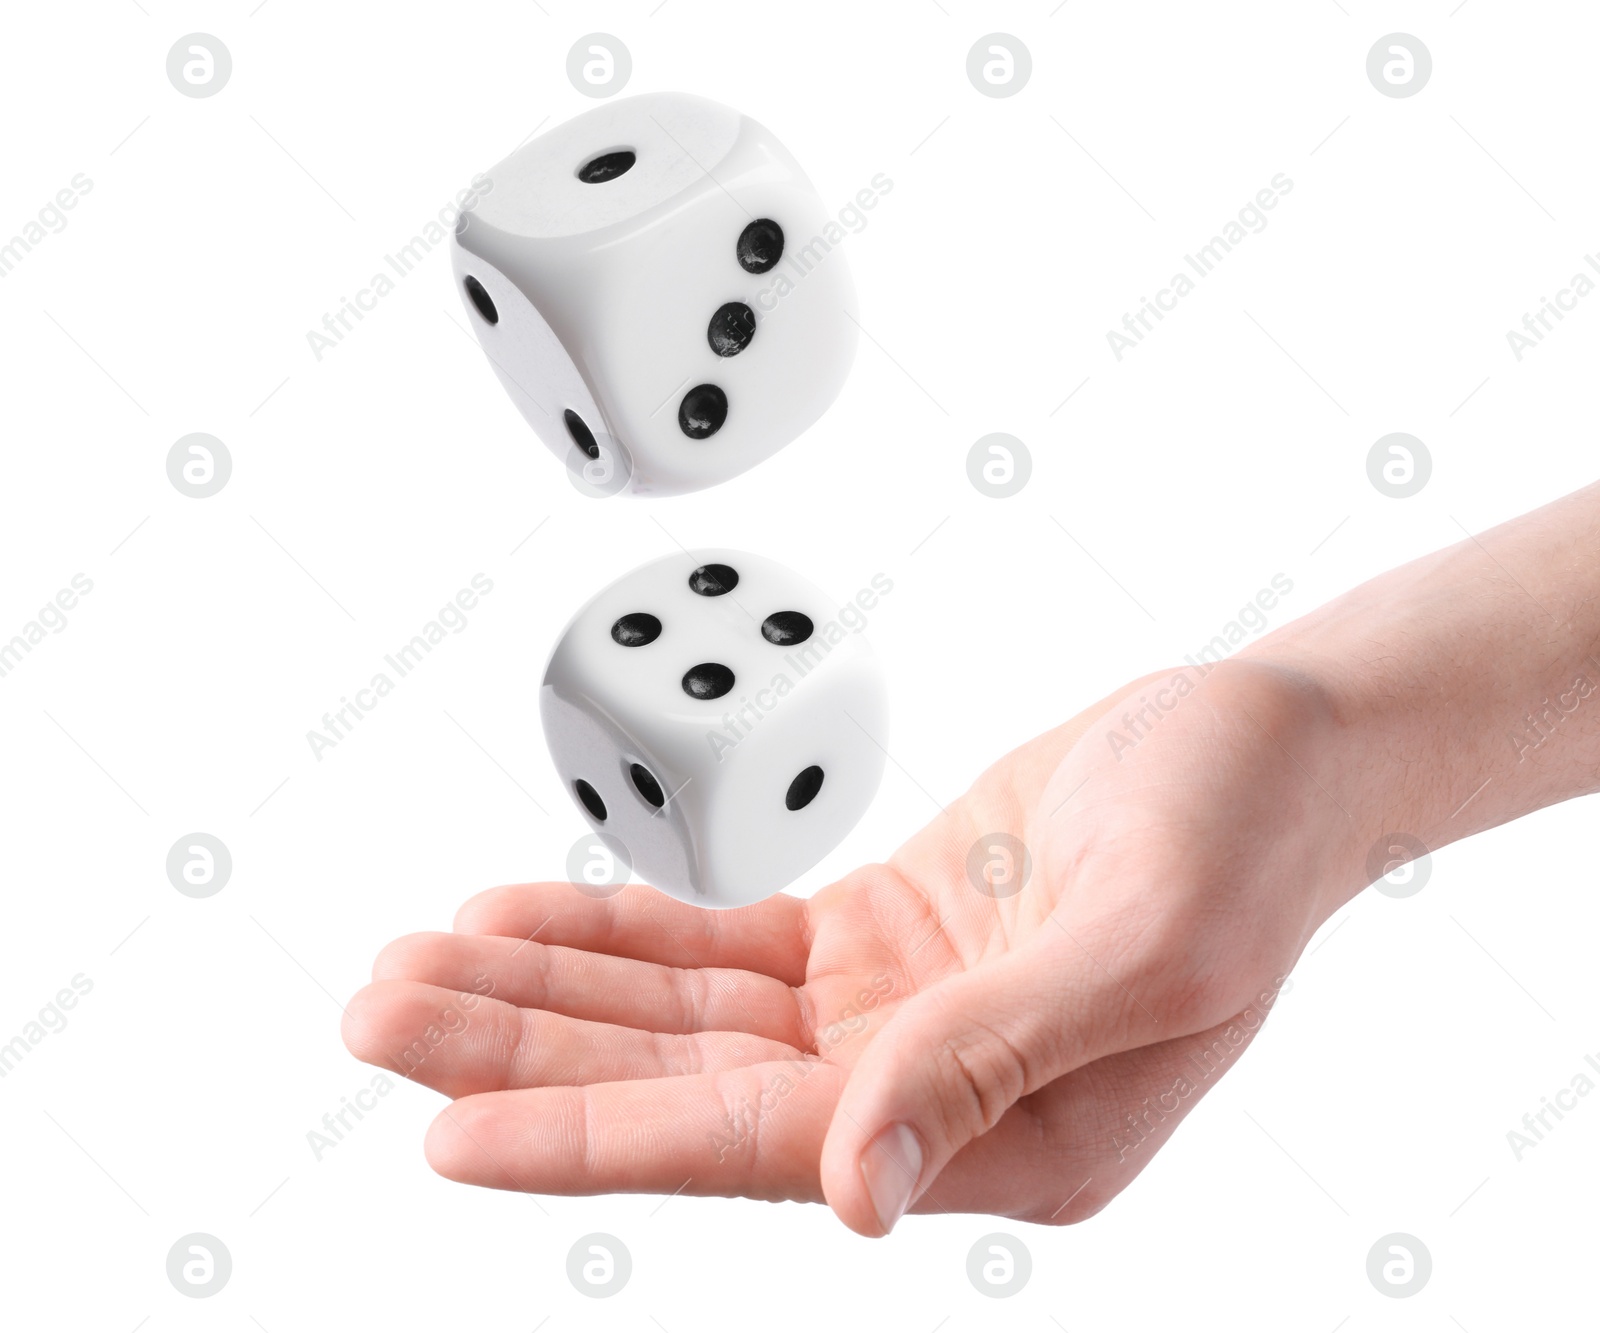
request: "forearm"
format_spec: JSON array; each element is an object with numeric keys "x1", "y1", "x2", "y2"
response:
[{"x1": 1245, "y1": 483, "x2": 1600, "y2": 903}]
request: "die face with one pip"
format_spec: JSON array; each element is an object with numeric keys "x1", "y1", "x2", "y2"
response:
[
  {"x1": 541, "y1": 551, "x2": 888, "y2": 907},
  {"x1": 451, "y1": 93, "x2": 859, "y2": 497}
]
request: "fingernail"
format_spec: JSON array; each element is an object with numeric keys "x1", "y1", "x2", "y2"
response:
[{"x1": 860, "y1": 1122, "x2": 922, "y2": 1234}]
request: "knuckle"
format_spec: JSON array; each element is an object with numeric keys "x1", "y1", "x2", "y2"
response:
[
  {"x1": 504, "y1": 1007, "x2": 548, "y2": 1087},
  {"x1": 649, "y1": 1029, "x2": 703, "y2": 1078},
  {"x1": 927, "y1": 1021, "x2": 1031, "y2": 1142},
  {"x1": 680, "y1": 965, "x2": 711, "y2": 1033}
]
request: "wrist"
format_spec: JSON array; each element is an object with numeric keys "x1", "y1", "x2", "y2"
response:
[
  {"x1": 1200, "y1": 654, "x2": 1394, "y2": 919},
  {"x1": 1239, "y1": 632, "x2": 1446, "y2": 910},
  {"x1": 1242, "y1": 502, "x2": 1600, "y2": 905}
]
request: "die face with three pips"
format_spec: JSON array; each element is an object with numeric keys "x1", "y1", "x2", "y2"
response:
[
  {"x1": 541, "y1": 552, "x2": 888, "y2": 907},
  {"x1": 451, "y1": 92, "x2": 858, "y2": 497}
]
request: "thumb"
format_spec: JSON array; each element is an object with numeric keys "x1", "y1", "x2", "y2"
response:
[{"x1": 818, "y1": 933, "x2": 1154, "y2": 1236}]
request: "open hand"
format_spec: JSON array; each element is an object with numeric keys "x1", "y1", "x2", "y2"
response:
[{"x1": 344, "y1": 660, "x2": 1356, "y2": 1234}]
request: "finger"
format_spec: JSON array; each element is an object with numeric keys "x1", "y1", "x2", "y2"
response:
[
  {"x1": 372, "y1": 932, "x2": 810, "y2": 1045},
  {"x1": 818, "y1": 921, "x2": 1193, "y2": 1236},
  {"x1": 453, "y1": 882, "x2": 810, "y2": 983},
  {"x1": 342, "y1": 980, "x2": 802, "y2": 1098},
  {"x1": 425, "y1": 1060, "x2": 845, "y2": 1201}
]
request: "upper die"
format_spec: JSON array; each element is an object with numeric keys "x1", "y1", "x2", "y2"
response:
[
  {"x1": 541, "y1": 551, "x2": 889, "y2": 907},
  {"x1": 451, "y1": 93, "x2": 859, "y2": 497}
]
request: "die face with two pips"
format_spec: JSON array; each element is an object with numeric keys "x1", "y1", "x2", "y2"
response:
[
  {"x1": 452, "y1": 93, "x2": 859, "y2": 497},
  {"x1": 541, "y1": 551, "x2": 888, "y2": 907}
]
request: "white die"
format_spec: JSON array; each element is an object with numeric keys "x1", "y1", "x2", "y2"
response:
[
  {"x1": 541, "y1": 550, "x2": 889, "y2": 907},
  {"x1": 451, "y1": 93, "x2": 858, "y2": 497}
]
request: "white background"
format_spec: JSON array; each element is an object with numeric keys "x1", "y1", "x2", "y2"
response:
[{"x1": 2, "y1": 1, "x2": 1597, "y2": 1327}]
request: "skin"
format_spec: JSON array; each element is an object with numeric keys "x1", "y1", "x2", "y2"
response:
[{"x1": 345, "y1": 482, "x2": 1600, "y2": 1236}]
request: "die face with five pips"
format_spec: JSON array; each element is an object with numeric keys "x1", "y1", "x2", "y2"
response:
[
  {"x1": 451, "y1": 92, "x2": 859, "y2": 497},
  {"x1": 541, "y1": 551, "x2": 888, "y2": 907}
]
